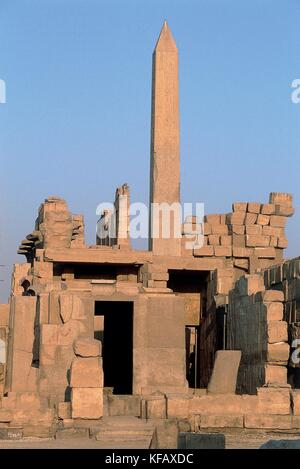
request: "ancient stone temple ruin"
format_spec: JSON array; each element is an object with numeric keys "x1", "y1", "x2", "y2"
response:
[{"x1": 0, "y1": 21, "x2": 299, "y2": 447}]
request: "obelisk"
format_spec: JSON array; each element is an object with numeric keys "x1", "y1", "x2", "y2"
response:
[{"x1": 149, "y1": 21, "x2": 181, "y2": 256}]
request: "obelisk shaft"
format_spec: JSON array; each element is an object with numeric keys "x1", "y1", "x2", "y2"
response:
[{"x1": 149, "y1": 21, "x2": 181, "y2": 256}]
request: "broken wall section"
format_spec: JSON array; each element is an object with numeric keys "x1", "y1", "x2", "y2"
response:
[
  {"x1": 263, "y1": 257, "x2": 300, "y2": 386},
  {"x1": 227, "y1": 274, "x2": 289, "y2": 394},
  {"x1": 96, "y1": 184, "x2": 131, "y2": 249},
  {"x1": 18, "y1": 196, "x2": 85, "y2": 260},
  {"x1": 192, "y1": 192, "x2": 294, "y2": 276}
]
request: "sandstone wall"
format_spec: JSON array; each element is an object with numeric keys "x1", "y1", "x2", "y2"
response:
[
  {"x1": 18, "y1": 196, "x2": 85, "y2": 259},
  {"x1": 183, "y1": 193, "x2": 293, "y2": 279}
]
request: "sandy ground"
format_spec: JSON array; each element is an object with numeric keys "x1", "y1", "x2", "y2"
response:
[{"x1": 0, "y1": 430, "x2": 300, "y2": 449}]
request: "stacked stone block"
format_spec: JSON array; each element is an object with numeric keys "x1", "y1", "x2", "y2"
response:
[
  {"x1": 192, "y1": 192, "x2": 294, "y2": 276},
  {"x1": 181, "y1": 216, "x2": 203, "y2": 256},
  {"x1": 70, "y1": 338, "x2": 103, "y2": 419},
  {"x1": 38, "y1": 292, "x2": 94, "y2": 399},
  {"x1": 264, "y1": 257, "x2": 300, "y2": 324},
  {"x1": 227, "y1": 273, "x2": 288, "y2": 394},
  {"x1": 193, "y1": 213, "x2": 232, "y2": 258},
  {"x1": 18, "y1": 196, "x2": 85, "y2": 261},
  {"x1": 139, "y1": 264, "x2": 169, "y2": 289},
  {"x1": 263, "y1": 257, "x2": 300, "y2": 383}
]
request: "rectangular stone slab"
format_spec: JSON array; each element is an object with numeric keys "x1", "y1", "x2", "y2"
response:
[{"x1": 207, "y1": 350, "x2": 241, "y2": 394}]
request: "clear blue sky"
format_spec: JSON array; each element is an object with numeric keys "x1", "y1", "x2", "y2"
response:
[{"x1": 0, "y1": 0, "x2": 299, "y2": 301}]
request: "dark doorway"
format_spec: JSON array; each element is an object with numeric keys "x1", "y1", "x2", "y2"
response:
[
  {"x1": 168, "y1": 269, "x2": 209, "y2": 388},
  {"x1": 94, "y1": 301, "x2": 133, "y2": 394}
]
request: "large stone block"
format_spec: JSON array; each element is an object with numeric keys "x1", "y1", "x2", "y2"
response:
[
  {"x1": 214, "y1": 246, "x2": 232, "y2": 257},
  {"x1": 107, "y1": 395, "x2": 141, "y2": 417},
  {"x1": 254, "y1": 247, "x2": 276, "y2": 258},
  {"x1": 71, "y1": 388, "x2": 103, "y2": 419},
  {"x1": 245, "y1": 213, "x2": 258, "y2": 225},
  {"x1": 9, "y1": 350, "x2": 34, "y2": 393},
  {"x1": 220, "y1": 235, "x2": 232, "y2": 246},
  {"x1": 146, "y1": 395, "x2": 166, "y2": 419},
  {"x1": 10, "y1": 408, "x2": 55, "y2": 426},
  {"x1": 205, "y1": 214, "x2": 221, "y2": 224},
  {"x1": 246, "y1": 235, "x2": 270, "y2": 247},
  {"x1": 257, "y1": 387, "x2": 291, "y2": 414},
  {"x1": 231, "y1": 225, "x2": 245, "y2": 235},
  {"x1": 226, "y1": 212, "x2": 246, "y2": 225},
  {"x1": 70, "y1": 357, "x2": 103, "y2": 388},
  {"x1": 234, "y1": 258, "x2": 249, "y2": 270},
  {"x1": 232, "y1": 247, "x2": 254, "y2": 257},
  {"x1": 267, "y1": 320, "x2": 288, "y2": 344},
  {"x1": 256, "y1": 290, "x2": 284, "y2": 302},
  {"x1": 264, "y1": 365, "x2": 287, "y2": 385},
  {"x1": 200, "y1": 414, "x2": 243, "y2": 428},
  {"x1": 246, "y1": 225, "x2": 262, "y2": 235},
  {"x1": 152, "y1": 419, "x2": 178, "y2": 449},
  {"x1": 193, "y1": 246, "x2": 214, "y2": 257},
  {"x1": 211, "y1": 224, "x2": 228, "y2": 235},
  {"x1": 189, "y1": 394, "x2": 244, "y2": 415},
  {"x1": 73, "y1": 338, "x2": 102, "y2": 357},
  {"x1": 257, "y1": 214, "x2": 270, "y2": 226},
  {"x1": 270, "y1": 215, "x2": 287, "y2": 228},
  {"x1": 208, "y1": 234, "x2": 220, "y2": 245},
  {"x1": 166, "y1": 394, "x2": 190, "y2": 419},
  {"x1": 232, "y1": 202, "x2": 247, "y2": 212},
  {"x1": 10, "y1": 296, "x2": 36, "y2": 353},
  {"x1": 261, "y1": 203, "x2": 276, "y2": 215},
  {"x1": 278, "y1": 236, "x2": 288, "y2": 248},
  {"x1": 207, "y1": 350, "x2": 241, "y2": 394},
  {"x1": 267, "y1": 343, "x2": 290, "y2": 364},
  {"x1": 261, "y1": 302, "x2": 284, "y2": 321},
  {"x1": 247, "y1": 202, "x2": 261, "y2": 214},
  {"x1": 245, "y1": 414, "x2": 292, "y2": 430}
]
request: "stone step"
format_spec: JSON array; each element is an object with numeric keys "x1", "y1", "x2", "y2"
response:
[
  {"x1": 97, "y1": 429, "x2": 153, "y2": 436},
  {"x1": 100, "y1": 416, "x2": 152, "y2": 428},
  {"x1": 93, "y1": 416, "x2": 154, "y2": 449},
  {"x1": 95, "y1": 440, "x2": 151, "y2": 449},
  {"x1": 95, "y1": 434, "x2": 153, "y2": 449}
]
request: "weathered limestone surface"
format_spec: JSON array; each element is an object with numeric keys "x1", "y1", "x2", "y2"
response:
[
  {"x1": 207, "y1": 350, "x2": 241, "y2": 394},
  {"x1": 73, "y1": 338, "x2": 101, "y2": 357},
  {"x1": 70, "y1": 357, "x2": 103, "y2": 388},
  {"x1": 133, "y1": 295, "x2": 187, "y2": 394},
  {"x1": 6, "y1": 296, "x2": 38, "y2": 393},
  {"x1": 71, "y1": 388, "x2": 103, "y2": 419}
]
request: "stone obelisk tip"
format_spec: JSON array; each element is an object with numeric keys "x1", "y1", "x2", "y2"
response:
[{"x1": 154, "y1": 20, "x2": 177, "y2": 52}]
